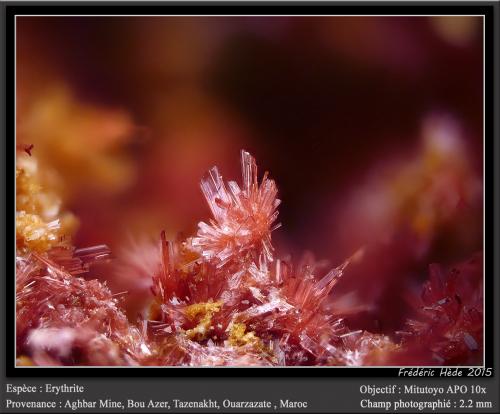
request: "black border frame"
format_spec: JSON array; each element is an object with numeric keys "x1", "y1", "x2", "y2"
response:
[{"x1": 4, "y1": 1, "x2": 497, "y2": 378}]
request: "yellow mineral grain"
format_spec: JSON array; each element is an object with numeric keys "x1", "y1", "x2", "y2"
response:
[
  {"x1": 16, "y1": 211, "x2": 60, "y2": 253},
  {"x1": 16, "y1": 167, "x2": 42, "y2": 213},
  {"x1": 16, "y1": 158, "x2": 78, "y2": 253},
  {"x1": 227, "y1": 322, "x2": 262, "y2": 349},
  {"x1": 184, "y1": 301, "x2": 222, "y2": 341}
]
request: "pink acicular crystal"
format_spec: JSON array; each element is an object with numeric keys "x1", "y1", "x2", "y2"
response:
[
  {"x1": 189, "y1": 150, "x2": 281, "y2": 267},
  {"x1": 143, "y1": 151, "x2": 357, "y2": 365},
  {"x1": 16, "y1": 149, "x2": 483, "y2": 367},
  {"x1": 399, "y1": 254, "x2": 483, "y2": 365},
  {"x1": 16, "y1": 251, "x2": 150, "y2": 366}
]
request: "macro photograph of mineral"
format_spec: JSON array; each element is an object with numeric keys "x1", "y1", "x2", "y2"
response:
[{"x1": 15, "y1": 16, "x2": 484, "y2": 367}]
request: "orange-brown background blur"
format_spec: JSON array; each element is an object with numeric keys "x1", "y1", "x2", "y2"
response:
[{"x1": 16, "y1": 16, "x2": 483, "y2": 331}]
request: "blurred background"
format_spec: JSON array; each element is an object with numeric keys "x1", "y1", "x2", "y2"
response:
[{"x1": 16, "y1": 16, "x2": 483, "y2": 332}]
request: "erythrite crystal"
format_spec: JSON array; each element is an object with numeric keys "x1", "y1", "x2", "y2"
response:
[
  {"x1": 16, "y1": 253, "x2": 150, "y2": 366},
  {"x1": 142, "y1": 151, "x2": 357, "y2": 365},
  {"x1": 189, "y1": 150, "x2": 281, "y2": 267},
  {"x1": 398, "y1": 254, "x2": 483, "y2": 365},
  {"x1": 15, "y1": 149, "x2": 147, "y2": 366},
  {"x1": 16, "y1": 149, "x2": 483, "y2": 366}
]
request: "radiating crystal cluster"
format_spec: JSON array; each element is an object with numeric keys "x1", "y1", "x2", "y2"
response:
[
  {"x1": 398, "y1": 254, "x2": 483, "y2": 365},
  {"x1": 15, "y1": 149, "x2": 483, "y2": 366},
  {"x1": 189, "y1": 150, "x2": 280, "y2": 266},
  {"x1": 16, "y1": 252, "x2": 150, "y2": 366},
  {"x1": 15, "y1": 146, "x2": 149, "y2": 366}
]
